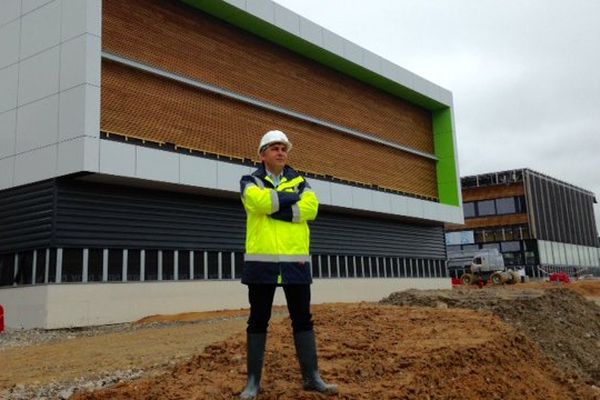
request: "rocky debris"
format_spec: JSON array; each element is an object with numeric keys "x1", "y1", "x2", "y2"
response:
[
  {"x1": 0, "y1": 323, "x2": 135, "y2": 350},
  {"x1": 381, "y1": 286, "x2": 600, "y2": 385},
  {"x1": 0, "y1": 369, "x2": 148, "y2": 400}
]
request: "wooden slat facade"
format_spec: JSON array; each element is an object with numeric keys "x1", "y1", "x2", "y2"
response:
[{"x1": 100, "y1": 0, "x2": 439, "y2": 199}]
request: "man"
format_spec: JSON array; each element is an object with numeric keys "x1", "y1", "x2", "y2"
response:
[{"x1": 238, "y1": 130, "x2": 338, "y2": 399}]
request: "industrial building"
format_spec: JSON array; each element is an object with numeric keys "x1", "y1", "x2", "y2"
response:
[
  {"x1": 446, "y1": 169, "x2": 600, "y2": 278},
  {"x1": 0, "y1": 0, "x2": 462, "y2": 328}
]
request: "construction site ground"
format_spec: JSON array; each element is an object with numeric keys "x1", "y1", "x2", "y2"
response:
[{"x1": 2, "y1": 280, "x2": 600, "y2": 399}]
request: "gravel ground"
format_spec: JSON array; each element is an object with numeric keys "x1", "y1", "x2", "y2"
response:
[
  {"x1": 1, "y1": 323, "x2": 168, "y2": 400},
  {"x1": 0, "y1": 323, "x2": 135, "y2": 350}
]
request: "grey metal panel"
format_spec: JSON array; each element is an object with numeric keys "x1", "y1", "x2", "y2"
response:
[
  {"x1": 49, "y1": 178, "x2": 445, "y2": 259},
  {"x1": 0, "y1": 179, "x2": 55, "y2": 252},
  {"x1": 54, "y1": 180, "x2": 246, "y2": 250},
  {"x1": 311, "y1": 211, "x2": 446, "y2": 258}
]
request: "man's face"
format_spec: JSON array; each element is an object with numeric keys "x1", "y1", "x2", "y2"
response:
[{"x1": 260, "y1": 142, "x2": 288, "y2": 173}]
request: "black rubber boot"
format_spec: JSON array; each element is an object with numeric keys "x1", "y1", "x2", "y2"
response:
[
  {"x1": 240, "y1": 333, "x2": 267, "y2": 400},
  {"x1": 293, "y1": 330, "x2": 338, "y2": 395}
]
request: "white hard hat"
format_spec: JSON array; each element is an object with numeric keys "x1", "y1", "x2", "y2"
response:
[{"x1": 258, "y1": 130, "x2": 292, "y2": 155}]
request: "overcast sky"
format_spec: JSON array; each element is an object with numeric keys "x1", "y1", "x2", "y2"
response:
[{"x1": 273, "y1": 0, "x2": 600, "y2": 231}]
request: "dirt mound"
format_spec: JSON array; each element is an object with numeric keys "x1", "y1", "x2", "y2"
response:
[
  {"x1": 72, "y1": 303, "x2": 598, "y2": 400},
  {"x1": 381, "y1": 287, "x2": 600, "y2": 384}
]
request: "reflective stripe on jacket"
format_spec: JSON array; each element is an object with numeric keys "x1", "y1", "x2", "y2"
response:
[{"x1": 240, "y1": 164, "x2": 318, "y2": 284}]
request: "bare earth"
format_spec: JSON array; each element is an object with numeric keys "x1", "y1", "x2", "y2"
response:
[{"x1": 2, "y1": 281, "x2": 600, "y2": 399}]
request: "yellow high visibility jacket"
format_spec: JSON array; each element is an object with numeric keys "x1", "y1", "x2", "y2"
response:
[{"x1": 240, "y1": 164, "x2": 318, "y2": 284}]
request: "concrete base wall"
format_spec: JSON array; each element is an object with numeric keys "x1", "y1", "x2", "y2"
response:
[{"x1": 0, "y1": 278, "x2": 450, "y2": 329}]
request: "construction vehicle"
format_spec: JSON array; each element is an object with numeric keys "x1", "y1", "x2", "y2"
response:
[{"x1": 448, "y1": 248, "x2": 519, "y2": 285}]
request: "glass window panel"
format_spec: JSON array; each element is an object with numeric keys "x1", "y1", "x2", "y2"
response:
[
  {"x1": 145, "y1": 250, "x2": 158, "y2": 281},
  {"x1": 88, "y1": 249, "x2": 103, "y2": 282},
  {"x1": 501, "y1": 241, "x2": 521, "y2": 252},
  {"x1": 496, "y1": 197, "x2": 516, "y2": 215},
  {"x1": 235, "y1": 252, "x2": 244, "y2": 280},
  {"x1": 463, "y1": 202, "x2": 476, "y2": 218},
  {"x1": 207, "y1": 252, "x2": 219, "y2": 279},
  {"x1": 162, "y1": 250, "x2": 174, "y2": 280},
  {"x1": 477, "y1": 200, "x2": 496, "y2": 216},
  {"x1": 108, "y1": 249, "x2": 122, "y2": 281},
  {"x1": 35, "y1": 250, "x2": 46, "y2": 283},
  {"x1": 311, "y1": 255, "x2": 320, "y2": 278},
  {"x1": 193, "y1": 251, "x2": 205, "y2": 279},
  {"x1": 128, "y1": 249, "x2": 141, "y2": 281},
  {"x1": 62, "y1": 249, "x2": 82, "y2": 283},
  {"x1": 16, "y1": 251, "x2": 34, "y2": 285}
]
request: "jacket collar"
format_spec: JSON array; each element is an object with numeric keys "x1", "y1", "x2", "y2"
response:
[{"x1": 254, "y1": 163, "x2": 299, "y2": 181}]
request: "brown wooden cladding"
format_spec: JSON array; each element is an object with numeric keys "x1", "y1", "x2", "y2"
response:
[
  {"x1": 446, "y1": 214, "x2": 529, "y2": 231},
  {"x1": 462, "y1": 183, "x2": 525, "y2": 202},
  {"x1": 101, "y1": 0, "x2": 434, "y2": 155},
  {"x1": 101, "y1": 61, "x2": 438, "y2": 199}
]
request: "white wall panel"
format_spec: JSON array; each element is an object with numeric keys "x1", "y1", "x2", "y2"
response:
[
  {"x1": 298, "y1": 16, "x2": 322, "y2": 45},
  {"x1": 273, "y1": 3, "x2": 299, "y2": 35},
  {"x1": 99, "y1": 139, "x2": 135, "y2": 176},
  {"x1": 372, "y1": 190, "x2": 391, "y2": 214},
  {"x1": 61, "y1": 0, "x2": 102, "y2": 41},
  {"x1": 19, "y1": 0, "x2": 60, "y2": 59},
  {"x1": 0, "y1": 0, "x2": 21, "y2": 27},
  {"x1": 59, "y1": 84, "x2": 99, "y2": 141},
  {"x1": 0, "y1": 156, "x2": 15, "y2": 189},
  {"x1": 14, "y1": 144, "x2": 57, "y2": 185},
  {"x1": 60, "y1": 34, "x2": 101, "y2": 91},
  {"x1": 18, "y1": 45, "x2": 59, "y2": 105},
  {"x1": 21, "y1": 0, "x2": 54, "y2": 14},
  {"x1": 245, "y1": 0, "x2": 274, "y2": 23},
  {"x1": 0, "y1": 19, "x2": 20, "y2": 69},
  {"x1": 180, "y1": 153, "x2": 218, "y2": 188},
  {"x1": 0, "y1": 64, "x2": 19, "y2": 113},
  {"x1": 16, "y1": 94, "x2": 59, "y2": 152},
  {"x1": 308, "y1": 178, "x2": 331, "y2": 205},
  {"x1": 405, "y1": 197, "x2": 425, "y2": 219},
  {"x1": 136, "y1": 146, "x2": 179, "y2": 183},
  {"x1": 330, "y1": 182, "x2": 353, "y2": 208},
  {"x1": 0, "y1": 109, "x2": 17, "y2": 158},
  {"x1": 216, "y1": 160, "x2": 249, "y2": 192},
  {"x1": 362, "y1": 50, "x2": 382, "y2": 75},
  {"x1": 222, "y1": 0, "x2": 246, "y2": 10}
]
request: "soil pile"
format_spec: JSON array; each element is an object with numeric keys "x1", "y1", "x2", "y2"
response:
[
  {"x1": 381, "y1": 286, "x2": 600, "y2": 384},
  {"x1": 73, "y1": 303, "x2": 598, "y2": 400}
]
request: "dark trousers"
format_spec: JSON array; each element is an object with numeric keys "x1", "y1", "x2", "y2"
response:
[{"x1": 247, "y1": 284, "x2": 313, "y2": 334}]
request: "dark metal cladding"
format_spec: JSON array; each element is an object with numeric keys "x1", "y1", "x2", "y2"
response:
[
  {"x1": 0, "y1": 179, "x2": 55, "y2": 253},
  {"x1": 1, "y1": 177, "x2": 446, "y2": 259}
]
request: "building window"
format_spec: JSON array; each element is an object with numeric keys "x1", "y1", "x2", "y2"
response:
[
  {"x1": 501, "y1": 241, "x2": 521, "y2": 252},
  {"x1": 163, "y1": 250, "x2": 175, "y2": 280},
  {"x1": 145, "y1": 250, "x2": 158, "y2": 281},
  {"x1": 35, "y1": 250, "x2": 46, "y2": 284},
  {"x1": 62, "y1": 249, "x2": 83, "y2": 283},
  {"x1": 16, "y1": 251, "x2": 34, "y2": 285},
  {"x1": 477, "y1": 200, "x2": 496, "y2": 216},
  {"x1": 207, "y1": 252, "x2": 219, "y2": 279},
  {"x1": 128, "y1": 249, "x2": 141, "y2": 281},
  {"x1": 193, "y1": 251, "x2": 205, "y2": 279},
  {"x1": 462, "y1": 244, "x2": 479, "y2": 252},
  {"x1": 463, "y1": 202, "x2": 476, "y2": 218},
  {"x1": 88, "y1": 249, "x2": 103, "y2": 282},
  {"x1": 108, "y1": 249, "x2": 123, "y2": 281},
  {"x1": 496, "y1": 197, "x2": 516, "y2": 215},
  {"x1": 515, "y1": 196, "x2": 527, "y2": 213},
  {"x1": 0, "y1": 254, "x2": 15, "y2": 286},
  {"x1": 221, "y1": 252, "x2": 232, "y2": 279}
]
